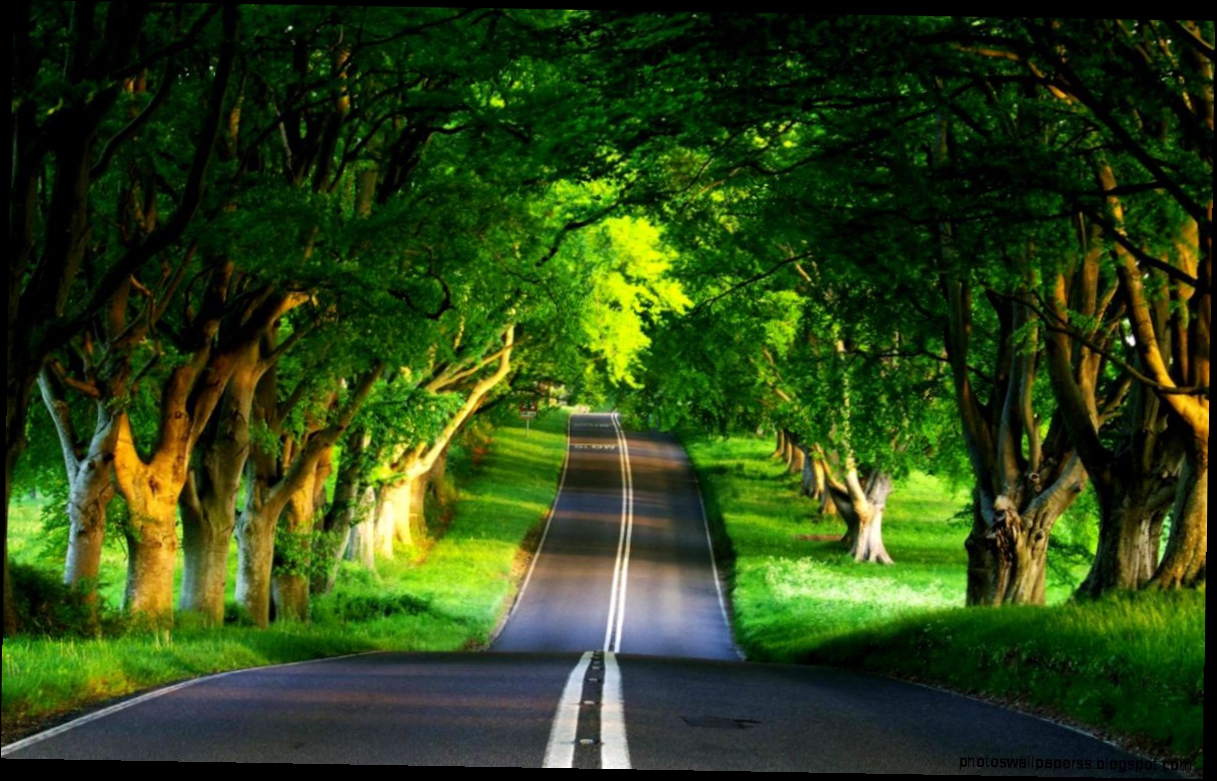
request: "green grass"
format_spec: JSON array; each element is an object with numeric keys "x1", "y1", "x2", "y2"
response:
[
  {"x1": 686, "y1": 431, "x2": 1204, "y2": 773},
  {"x1": 1, "y1": 408, "x2": 571, "y2": 743}
]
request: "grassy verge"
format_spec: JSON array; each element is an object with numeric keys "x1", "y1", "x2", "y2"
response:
[
  {"x1": 685, "y1": 431, "x2": 1204, "y2": 774},
  {"x1": 1, "y1": 407, "x2": 571, "y2": 745}
]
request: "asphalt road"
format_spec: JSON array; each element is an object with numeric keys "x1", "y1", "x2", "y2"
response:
[{"x1": 2, "y1": 413, "x2": 1182, "y2": 774}]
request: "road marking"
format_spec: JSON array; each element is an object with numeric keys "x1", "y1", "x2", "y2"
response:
[
  {"x1": 689, "y1": 454, "x2": 747, "y2": 661},
  {"x1": 600, "y1": 652, "x2": 631, "y2": 769},
  {"x1": 543, "y1": 651, "x2": 595, "y2": 768},
  {"x1": 572, "y1": 443, "x2": 617, "y2": 450},
  {"x1": 602, "y1": 412, "x2": 635, "y2": 653},
  {"x1": 491, "y1": 413, "x2": 574, "y2": 642}
]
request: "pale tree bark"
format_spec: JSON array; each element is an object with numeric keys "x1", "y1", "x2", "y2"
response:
[
  {"x1": 772, "y1": 429, "x2": 786, "y2": 460},
  {"x1": 346, "y1": 487, "x2": 380, "y2": 571},
  {"x1": 799, "y1": 450, "x2": 837, "y2": 520},
  {"x1": 800, "y1": 446, "x2": 815, "y2": 496},
  {"x1": 824, "y1": 460, "x2": 894, "y2": 565},
  {"x1": 37, "y1": 372, "x2": 119, "y2": 622},
  {"x1": 781, "y1": 430, "x2": 797, "y2": 471}
]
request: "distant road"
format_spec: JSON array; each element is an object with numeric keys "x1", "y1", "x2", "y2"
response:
[
  {"x1": 491, "y1": 412, "x2": 738, "y2": 660},
  {"x1": 3, "y1": 413, "x2": 1180, "y2": 775}
]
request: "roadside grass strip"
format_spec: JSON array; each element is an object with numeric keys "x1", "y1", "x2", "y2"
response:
[
  {"x1": 684, "y1": 431, "x2": 1205, "y2": 775},
  {"x1": 1, "y1": 409, "x2": 572, "y2": 745}
]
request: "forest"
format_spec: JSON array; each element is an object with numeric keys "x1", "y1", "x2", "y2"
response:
[{"x1": 6, "y1": 9, "x2": 1209, "y2": 644}]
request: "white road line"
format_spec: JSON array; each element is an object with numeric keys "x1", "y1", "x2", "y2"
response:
[
  {"x1": 602, "y1": 412, "x2": 635, "y2": 653},
  {"x1": 0, "y1": 651, "x2": 373, "y2": 757},
  {"x1": 600, "y1": 652, "x2": 632, "y2": 769},
  {"x1": 491, "y1": 412, "x2": 575, "y2": 644},
  {"x1": 689, "y1": 455, "x2": 747, "y2": 661},
  {"x1": 610, "y1": 413, "x2": 635, "y2": 653},
  {"x1": 543, "y1": 651, "x2": 595, "y2": 768}
]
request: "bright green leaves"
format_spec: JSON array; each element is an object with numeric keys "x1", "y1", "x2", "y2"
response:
[{"x1": 566, "y1": 216, "x2": 689, "y2": 387}]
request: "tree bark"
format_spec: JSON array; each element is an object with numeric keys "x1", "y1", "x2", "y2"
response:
[
  {"x1": 375, "y1": 325, "x2": 516, "y2": 558},
  {"x1": 38, "y1": 375, "x2": 119, "y2": 620},
  {"x1": 313, "y1": 429, "x2": 370, "y2": 595},
  {"x1": 787, "y1": 439, "x2": 805, "y2": 476},
  {"x1": 63, "y1": 456, "x2": 116, "y2": 618},
  {"x1": 382, "y1": 473, "x2": 427, "y2": 551},
  {"x1": 271, "y1": 446, "x2": 332, "y2": 622},
  {"x1": 237, "y1": 362, "x2": 382, "y2": 625},
  {"x1": 346, "y1": 487, "x2": 379, "y2": 571},
  {"x1": 178, "y1": 354, "x2": 259, "y2": 624},
  {"x1": 121, "y1": 499, "x2": 179, "y2": 625},
  {"x1": 773, "y1": 429, "x2": 786, "y2": 459},
  {"x1": 963, "y1": 455, "x2": 1084, "y2": 607},
  {"x1": 828, "y1": 467, "x2": 894, "y2": 565},
  {"x1": 1149, "y1": 437, "x2": 1208, "y2": 589},
  {"x1": 236, "y1": 501, "x2": 277, "y2": 628},
  {"x1": 112, "y1": 354, "x2": 233, "y2": 626},
  {"x1": 800, "y1": 446, "x2": 814, "y2": 496}
]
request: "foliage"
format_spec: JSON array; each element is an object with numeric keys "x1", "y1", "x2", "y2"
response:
[{"x1": 689, "y1": 428, "x2": 1203, "y2": 772}]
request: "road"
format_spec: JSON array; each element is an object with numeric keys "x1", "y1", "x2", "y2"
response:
[{"x1": 2, "y1": 413, "x2": 1180, "y2": 774}]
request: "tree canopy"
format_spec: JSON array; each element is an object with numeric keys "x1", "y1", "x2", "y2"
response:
[{"x1": 6, "y1": 11, "x2": 1209, "y2": 632}]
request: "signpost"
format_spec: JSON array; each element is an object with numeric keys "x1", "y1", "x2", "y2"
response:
[{"x1": 518, "y1": 401, "x2": 538, "y2": 436}]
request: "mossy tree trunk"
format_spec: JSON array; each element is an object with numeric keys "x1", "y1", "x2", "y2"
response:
[{"x1": 236, "y1": 359, "x2": 382, "y2": 627}]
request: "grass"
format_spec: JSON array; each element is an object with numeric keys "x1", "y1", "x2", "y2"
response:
[
  {"x1": 1, "y1": 407, "x2": 571, "y2": 744},
  {"x1": 685, "y1": 431, "x2": 1204, "y2": 774}
]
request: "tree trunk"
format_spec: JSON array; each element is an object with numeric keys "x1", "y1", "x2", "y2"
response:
[
  {"x1": 782, "y1": 432, "x2": 796, "y2": 470},
  {"x1": 313, "y1": 435, "x2": 369, "y2": 595},
  {"x1": 38, "y1": 376, "x2": 123, "y2": 622},
  {"x1": 772, "y1": 429, "x2": 786, "y2": 459},
  {"x1": 787, "y1": 440, "x2": 805, "y2": 476},
  {"x1": 122, "y1": 497, "x2": 179, "y2": 626},
  {"x1": 1079, "y1": 479, "x2": 1175, "y2": 597},
  {"x1": 178, "y1": 351, "x2": 260, "y2": 623},
  {"x1": 964, "y1": 466, "x2": 1083, "y2": 606},
  {"x1": 346, "y1": 487, "x2": 379, "y2": 570},
  {"x1": 271, "y1": 569, "x2": 309, "y2": 623},
  {"x1": 113, "y1": 406, "x2": 199, "y2": 626},
  {"x1": 382, "y1": 475, "x2": 427, "y2": 551},
  {"x1": 271, "y1": 450, "x2": 330, "y2": 622},
  {"x1": 829, "y1": 468, "x2": 894, "y2": 565},
  {"x1": 800, "y1": 447, "x2": 814, "y2": 497},
  {"x1": 374, "y1": 482, "x2": 396, "y2": 558},
  {"x1": 179, "y1": 490, "x2": 234, "y2": 625},
  {"x1": 236, "y1": 503, "x2": 277, "y2": 628},
  {"x1": 64, "y1": 457, "x2": 115, "y2": 619},
  {"x1": 1149, "y1": 440, "x2": 1208, "y2": 589}
]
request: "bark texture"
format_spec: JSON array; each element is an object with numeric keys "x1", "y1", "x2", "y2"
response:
[{"x1": 827, "y1": 467, "x2": 894, "y2": 565}]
